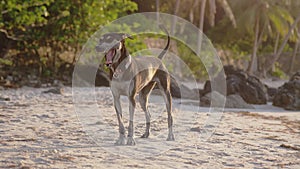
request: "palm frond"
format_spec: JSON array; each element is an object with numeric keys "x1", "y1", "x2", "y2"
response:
[{"x1": 217, "y1": 0, "x2": 236, "y2": 28}]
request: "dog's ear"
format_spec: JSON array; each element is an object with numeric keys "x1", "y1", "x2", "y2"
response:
[{"x1": 121, "y1": 33, "x2": 133, "y2": 40}]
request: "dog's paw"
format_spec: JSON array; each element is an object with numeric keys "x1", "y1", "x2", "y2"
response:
[
  {"x1": 126, "y1": 137, "x2": 136, "y2": 145},
  {"x1": 114, "y1": 135, "x2": 126, "y2": 145},
  {"x1": 140, "y1": 132, "x2": 150, "y2": 138},
  {"x1": 167, "y1": 133, "x2": 175, "y2": 141}
]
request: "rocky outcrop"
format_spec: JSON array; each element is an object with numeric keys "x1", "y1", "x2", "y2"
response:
[
  {"x1": 200, "y1": 91, "x2": 254, "y2": 109},
  {"x1": 199, "y1": 80, "x2": 211, "y2": 97},
  {"x1": 73, "y1": 65, "x2": 110, "y2": 87},
  {"x1": 171, "y1": 65, "x2": 268, "y2": 106},
  {"x1": 168, "y1": 76, "x2": 200, "y2": 99},
  {"x1": 199, "y1": 66, "x2": 267, "y2": 104},
  {"x1": 169, "y1": 76, "x2": 181, "y2": 98},
  {"x1": 224, "y1": 65, "x2": 267, "y2": 104},
  {"x1": 266, "y1": 85, "x2": 278, "y2": 102},
  {"x1": 273, "y1": 72, "x2": 300, "y2": 110}
]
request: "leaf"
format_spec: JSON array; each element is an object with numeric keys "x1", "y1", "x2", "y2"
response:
[
  {"x1": 62, "y1": 10, "x2": 70, "y2": 17},
  {"x1": 0, "y1": 58, "x2": 13, "y2": 66},
  {"x1": 275, "y1": 6, "x2": 294, "y2": 24},
  {"x1": 267, "y1": 4, "x2": 291, "y2": 37}
]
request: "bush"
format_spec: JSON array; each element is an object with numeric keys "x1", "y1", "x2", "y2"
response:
[{"x1": 0, "y1": 0, "x2": 137, "y2": 76}]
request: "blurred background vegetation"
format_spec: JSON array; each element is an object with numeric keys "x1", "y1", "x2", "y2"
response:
[{"x1": 1, "y1": 0, "x2": 300, "y2": 86}]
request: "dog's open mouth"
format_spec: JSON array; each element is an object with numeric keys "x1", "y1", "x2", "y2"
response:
[{"x1": 105, "y1": 48, "x2": 116, "y2": 66}]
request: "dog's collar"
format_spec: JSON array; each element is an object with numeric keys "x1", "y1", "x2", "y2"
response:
[{"x1": 112, "y1": 55, "x2": 132, "y2": 79}]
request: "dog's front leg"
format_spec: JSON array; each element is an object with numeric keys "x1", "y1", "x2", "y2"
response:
[
  {"x1": 113, "y1": 93, "x2": 126, "y2": 145},
  {"x1": 127, "y1": 92, "x2": 137, "y2": 145}
]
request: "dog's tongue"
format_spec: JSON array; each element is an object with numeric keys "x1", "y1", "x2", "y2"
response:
[{"x1": 106, "y1": 49, "x2": 115, "y2": 64}]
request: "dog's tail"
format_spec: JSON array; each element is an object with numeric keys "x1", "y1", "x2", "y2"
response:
[{"x1": 158, "y1": 25, "x2": 170, "y2": 60}]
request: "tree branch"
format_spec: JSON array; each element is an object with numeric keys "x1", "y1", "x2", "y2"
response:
[{"x1": 0, "y1": 29, "x2": 21, "y2": 41}]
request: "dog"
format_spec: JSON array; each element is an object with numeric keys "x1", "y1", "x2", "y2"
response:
[{"x1": 95, "y1": 26, "x2": 174, "y2": 145}]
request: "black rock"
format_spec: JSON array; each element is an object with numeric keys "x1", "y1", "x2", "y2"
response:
[
  {"x1": 200, "y1": 91, "x2": 254, "y2": 109},
  {"x1": 0, "y1": 96, "x2": 10, "y2": 101},
  {"x1": 202, "y1": 65, "x2": 267, "y2": 104},
  {"x1": 168, "y1": 76, "x2": 200, "y2": 100},
  {"x1": 266, "y1": 85, "x2": 278, "y2": 102},
  {"x1": 73, "y1": 65, "x2": 110, "y2": 87},
  {"x1": 169, "y1": 75, "x2": 181, "y2": 98},
  {"x1": 42, "y1": 88, "x2": 63, "y2": 94},
  {"x1": 95, "y1": 69, "x2": 110, "y2": 87},
  {"x1": 237, "y1": 75, "x2": 267, "y2": 104},
  {"x1": 273, "y1": 71, "x2": 300, "y2": 110},
  {"x1": 199, "y1": 80, "x2": 211, "y2": 97}
]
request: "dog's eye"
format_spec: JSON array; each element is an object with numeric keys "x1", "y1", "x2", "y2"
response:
[
  {"x1": 103, "y1": 36, "x2": 116, "y2": 43},
  {"x1": 99, "y1": 36, "x2": 113, "y2": 43}
]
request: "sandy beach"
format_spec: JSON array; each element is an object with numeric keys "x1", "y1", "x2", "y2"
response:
[{"x1": 0, "y1": 86, "x2": 299, "y2": 168}]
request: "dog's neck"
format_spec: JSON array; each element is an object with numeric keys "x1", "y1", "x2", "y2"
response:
[{"x1": 109, "y1": 43, "x2": 131, "y2": 80}]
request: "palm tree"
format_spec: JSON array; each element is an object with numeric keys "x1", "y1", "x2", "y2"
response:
[
  {"x1": 289, "y1": 33, "x2": 299, "y2": 74},
  {"x1": 264, "y1": 0, "x2": 300, "y2": 75},
  {"x1": 196, "y1": 0, "x2": 236, "y2": 54},
  {"x1": 231, "y1": 0, "x2": 294, "y2": 75},
  {"x1": 265, "y1": 12, "x2": 300, "y2": 74},
  {"x1": 287, "y1": 1, "x2": 300, "y2": 74}
]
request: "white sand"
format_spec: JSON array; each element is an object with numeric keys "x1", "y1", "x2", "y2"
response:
[{"x1": 0, "y1": 86, "x2": 299, "y2": 168}]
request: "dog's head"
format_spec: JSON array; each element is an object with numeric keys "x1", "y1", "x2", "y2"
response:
[{"x1": 95, "y1": 33, "x2": 133, "y2": 67}]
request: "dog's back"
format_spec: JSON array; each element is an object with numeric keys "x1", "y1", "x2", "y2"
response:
[{"x1": 133, "y1": 56, "x2": 167, "y2": 70}]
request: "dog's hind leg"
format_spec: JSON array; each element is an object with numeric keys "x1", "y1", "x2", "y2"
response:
[
  {"x1": 139, "y1": 81, "x2": 156, "y2": 138},
  {"x1": 156, "y1": 72, "x2": 175, "y2": 141},
  {"x1": 112, "y1": 93, "x2": 127, "y2": 145},
  {"x1": 162, "y1": 89, "x2": 175, "y2": 141}
]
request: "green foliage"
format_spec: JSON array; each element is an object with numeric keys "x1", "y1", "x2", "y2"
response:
[
  {"x1": 0, "y1": 0, "x2": 137, "y2": 75},
  {"x1": 125, "y1": 34, "x2": 149, "y2": 56},
  {"x1": 0, "y1": 58, "x2": 12, "y2": 66},
  {"x1": 2, "y1": 0, "x2": 300, "y2": 81},
  {"x1": 271, "y1": 62, "x2": 288, "y2": 79},
  {"x1": 177, "y1": 41, "x2": 208, "y2": 80}
]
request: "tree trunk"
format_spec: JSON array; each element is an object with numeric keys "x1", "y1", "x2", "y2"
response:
[
  {"x1": 171, "y1": 0, "x2": 180, "y2": 35},
  {"x1": 289, "y1": 39, "x2": 299, "y2": 74},
  {"x1": 256, "y1": 21, "x2": 266, "y2": 74},
  {"x1": 266, "y1": 12, "x2": 300, "y2": 72},
  {"x1": 156, "y1": 0, "x2": 160, "y2": 24},
  {"x1": 247, "y1": 17, "x2": 260, "y2": 74},
  {"x1": 208, "y1": 0, "x2": 216, "y2": 27},
  {"x1": 189, "y1": 0, "x2": 198, "y2": 23},
  {"x1": 272, "y1": 32, "x2": 280, "y2": 72},
  {"x1": 197, "y1": 0, "x2": 207, "y2": 55},
  {"x1": 261, "y1": 32, "x2": 279, "y2": 77}
]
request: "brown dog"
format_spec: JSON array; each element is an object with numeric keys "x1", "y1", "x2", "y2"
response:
[{"x1": 95, "y1": 26, "x2": 174, "y2": 145}]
